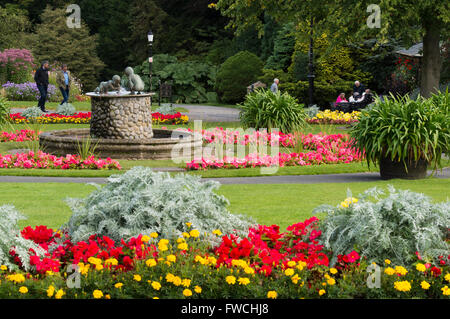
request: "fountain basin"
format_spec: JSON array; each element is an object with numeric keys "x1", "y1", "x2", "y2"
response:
[{"x1": 39, "y1": 128, "x2": 202, "y2": 160}]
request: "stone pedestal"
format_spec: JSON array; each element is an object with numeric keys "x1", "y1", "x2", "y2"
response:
[{"x1": 87, "y1": 92, "x2": 154, "y2": 140}]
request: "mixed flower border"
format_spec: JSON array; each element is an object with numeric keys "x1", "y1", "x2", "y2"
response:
[{"x1": 0, "y1": 216, "x2": 449, "y2": 299}]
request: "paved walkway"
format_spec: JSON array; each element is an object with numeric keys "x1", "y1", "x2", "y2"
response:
[{"x1": 0, "y1": 167, "x2": 447, "y2": 185}]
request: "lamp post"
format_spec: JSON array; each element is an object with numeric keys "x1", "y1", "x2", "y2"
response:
[
  {"x1": 307, "y1": 16, "x2": 315, "y2": 107},
  {"x1": 147, "y1": 30, "x2": 153, "y2": 92}
]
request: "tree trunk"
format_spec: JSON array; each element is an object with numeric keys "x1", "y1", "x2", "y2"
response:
[{"x1": 420, "y1": 22, "x2": 441, "y2": 98}]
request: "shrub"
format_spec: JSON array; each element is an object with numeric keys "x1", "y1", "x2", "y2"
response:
[
  {"x1": 314, "y1": 186, "x2": 450, "y2": 266},
  {"x1": 0, "y1": 96, "x2": 10, "y2": 128},
  {"x1": 20, "y1": 107, "x2": 44, "y2": 119},
  {"x1": 350, "y1": 92, "x2": 450, "y2": 171},
  {"x1": 64, "y1": 167, "x2": 254, "y2": 243},
  {"x1": 215, "y1": 51, "x2": 264, "y2": 103},
  {"x1": 154, "y1": 103, "x2": 177, "y2": 115},
  {"x1": 239, "y1": 89, "x2": 307, "y2": 133},
  {"x1": 0, "y1": 205, "x2": 46, "y2": 271},
  {"x1": 56, "y1": 103, "x2": 76, "y2": 116}
]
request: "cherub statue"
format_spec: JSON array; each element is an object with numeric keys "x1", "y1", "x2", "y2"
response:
[
  {"x1": 94, "y1": 75, "x2": 122, "y2": 94},
  {"x1": 124, "y1": 66, "x2": 145, "y2": 94}
]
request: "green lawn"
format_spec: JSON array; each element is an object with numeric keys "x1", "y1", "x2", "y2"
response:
[{"x1": 2, "y1": 178, "x2": 448, "y2": 231}]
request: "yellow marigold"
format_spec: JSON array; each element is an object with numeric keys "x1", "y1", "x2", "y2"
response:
[
  {"x1": 319, "y1": 289, "x2": 326, "y2": 296},
  {"x1": 384, "y1": 267, "x2": 396, "y2": 276},
  {"x1": 55, "y1": 289, "x2": 65, "y2": 299},
  {"x1": 93, "y1": 289, "x2": 103, "y2": 299},
  {"x1": 19, "y1": 286, "x2": 28, "y2": 294},
  {"x1": 6, "y1": 274, "x2": 25, "y2": 284},
  {"x1": 95, "y1": 264, "x2": 104, "y2": 271},
  {"x1": 182, "y1": 279, "x2": 191, "y2": 287},
  {"x1": 167, "y1": 255, "x2": 177, "y2": 263},
  {"x1": 394, "y1": 280, "x2": 411, "y2": 292},
  {"x1": 238, "y1": 277, "x2": 250, "y2": 285},
  {"x1": 395, "y1": 266, "x2": 408, "y2": 276},
  {"x1": 158, "y1": 239, "x2": 169, "y2": 246},
  {"x1": 185, "y1": 222, "x2": 192, "y2": 228},
  {"x1": 47, "y1": 285, "x2": 55, "y2": 297},
  {"x1": 329, "y1": 268, "x2": 338, "y2": 274},
  {"x1": 166, "y1": 273, "x2": 175, "y2": 282},
  {"x1": 172, "y1": 276, "x2": 182, "y2": 286},
  {"x1": 327, "y1": 278, "x2": 336, "y2": 286},
  {"x1": 244, "y1": 267, "x2": 255, "y2": 275},
  {"x1": 183, "y1": 289, "x2": 193, "y2": 297},
  {"x1": 226, "y1": 275, "x2": 236, "y2": 285},
  {"x1": 194, "y1": 285, "x2": 202, "y2": 293},
  {"x1": 442, "y1": 286, "x2": 450, "y2": 296},
  {"x1": 420, "y1": 281, "x2": 430, "y2": 290},
  {"x1": 177, "y1": 237, "x2": 185, "y2": 243},
  {"x1": 287, "y1": 261, "x2": 296, "y2": 268},
  {"x1": 114, "y1": 282, "x2": 123, "y2": 289},
  {"x1": 285, "y1": 268, "x2": 295, "y2": 276},
  {"x1": 133, "y1": 274, "x2": 142, "y2": 282},
  {"x1": 416, "y1": 263, "x2": 426, "y2": 272},
  {"x1": 151, "y1": 281, "x2": 161, "y2": 290},
  {"x1": 291, "y1": 274, "x2": 300, "y2": 284},
  {"x1": 0, "y1": 265, "x2": 7, "y2": 271},
  {"x1": 150, "y1": 232, "x2": 158, "y2": 238},
  {"x1": 146, "y1": 258, "x2": 157, "y2": 267},
  {"x1": 105, "y1": 294, "x2": 111, "y2": 299},
  {"x1": 207, "y1": 256, "x2": 217, "y2": 266},
  {"x1": 189, "y1": 229, "x2": 200, "y2": 238},
  {"x1": 141, "y1": 235, "x2": 150, "y2": 243},
  {"x1": 178, "y1": 242, "x2": 188, "y2": 250},
  {"x1": 384, "y1": 259, "x2": 391, "y2": 265},
  {"x1": 212, "y1": 229, "x2": 222, "y2": 236},
  {"x1": 267, "y1": 291, "x2": 277, "y2": 299},
  {"x1": 444, "y1": 273, "x2": 450, "y2": 282},
  {"x1": 182, "y1": 232, "x2": 190, "y2": 238},
  {"x1": 87, "y1": 257, "x2": 102, "y2": 265}
]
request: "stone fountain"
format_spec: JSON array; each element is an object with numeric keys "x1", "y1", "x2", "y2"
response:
[{"x1": 39, "y1": 70, "x2": 201, "y2": 160}]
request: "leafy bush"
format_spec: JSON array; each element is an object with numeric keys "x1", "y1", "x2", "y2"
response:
[
  {"x1": 350, "y1": 92, "x2": 450, "y2": 170},
  {"x1": 305, "y1": 105, "x2": 320, "y2": 118},
  {"x1": 0, "y1": 96, "x2": 10, "y2": 128},
  {"x1": 314, "y1": 186, "x2": 450, "y2": 266},
  {"x1": 215, "y1": 51, "x2": 264, "y2": 103},
  {"x1": 20, "y1": 106, "x2": 44, "y2": 119},
  {"x1": 0, "y1": 205, "x2": 45, "y2": 271},
  {"x1": 239, "y1": 89, "x2": 307, "y2": 133},
  {"x1": 56, "y1": 102, "x2": 76, "y2": 116},
  {"x1": 154, "y1": 103, "x2": 177, "y2": 115},
  {"x1": 64, "y1": 167, "x2": 254, "y2": 243}
]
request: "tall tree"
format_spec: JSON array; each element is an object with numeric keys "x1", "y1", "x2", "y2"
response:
[
  {"x1": 215, "y1": 0, "x2": 450, "y2": 97},
  {"x1": 0, "y1": 5, "x2": 34, "y2": 50},
  {"x1": 33, "y1": 6, "x2": 104, "y2": 91}
]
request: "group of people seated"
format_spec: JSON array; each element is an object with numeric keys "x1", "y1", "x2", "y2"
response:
[{"x1": 333, "y1": 81, "x2": 375, "y2": 113}]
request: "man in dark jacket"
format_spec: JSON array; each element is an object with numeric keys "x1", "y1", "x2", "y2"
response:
[{"x1": 34, "y1": 61, "x2": 50, "y2": 112}]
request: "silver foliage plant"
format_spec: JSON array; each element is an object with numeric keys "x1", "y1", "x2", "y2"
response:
[
  {"x1": 21, "y1": 106, "x2": 43, "y2": 119},
  {"x1": 314, "y1": 186, "x2": 450, "y2": 266},
  {"x1": 56, "y1": 102, "x2": 76, "y2": 116},
  {"x1": 154, "y1": 103, "x2": 177, "y2": 115},
  {"x1": 64, "y1": 167, "x2": 255, "y2": 244},
  {"x1": 0, "y1": 205, "x2": 46, "y2": 271}
]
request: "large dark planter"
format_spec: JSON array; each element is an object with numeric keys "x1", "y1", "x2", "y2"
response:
[{"x1": 379, "y1": 156, "x2": 428, "y2": 180}]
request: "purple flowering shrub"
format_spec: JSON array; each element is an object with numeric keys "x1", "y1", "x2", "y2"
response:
[
  {"x1": 2, "y1": 81, "x2": 58, "y2": 102},
  {"x1": 0, "y1": 49, "x2": 35, "y2": 84}
]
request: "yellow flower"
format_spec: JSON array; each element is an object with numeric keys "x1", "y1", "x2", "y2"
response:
[
  {"x1": 172, "y1": 276, "x2": 182, "y2": 286},
  {"x1": 189, "y1": 229, "x2": 200, "y2": 238},
  {"x1": 384, "y1": 259, "x2": 391, "y2": 265},
  {"x1": 394, "y1": 280, "x2": 411, "y2": 292},
  {"x1": 141, "y1": 235, "x2": 150, "y2": 243},
  {"x1": 194, "y1": 285, "x2": 202, "y2": 293},
  {"x1": 416, "y1": 263, "x2": 426, "y2": 272},
  {"x1": 6, "y1": 274, "x2": 25, "y2": 284},
  {"x1": 114, "y1": 282, "x2": 123, "y2": 289},
  {"x1": 287, "y1": 261, "x2": 296, "y2": 268},
  {"x1": 319, "y1": 289, "x2": 326, "y2": 296},
  {"x1": 384, "y1": 267, "x2": 396, "y2": 276},
  {"x1": 177, "y1": 242, "x2": 188, "y2": 250},
  {"x1": 244, "y1": 267, "x2": 255, "y2": 275},
  {"x1": 177, "y1": 237, "x2": 185, "y2": 243},
  {"x1": 329, "y1": 268, "x2": 338, "y2": 274},
  {"x1": 167, "y1": 255, "x2": 177, "y2": 263},
  {"x1": 150, "y1": 232, "x2": 158, "y2": 238},
  {"x1": 55, "y1": 289, "x2": 65, "y2": 299},
  {"x1": 183, "y1": 289, "x2": 193, "y2": 297},
  {"x1": 291, "y1": 274, "x2": 300, "y2": 284},
  {"x1": 212, "y1": 229, "x2": 222, "y2": 236},
  {"x1": 93, "y1": 289, "x2": 103, "y2": 299},
  {"x1": 146, "y1": 258, "x2": 157, "y2": 267},
  {"x1": 105, "y1": 294, "x2": 111, "y2": 299},
  {"x1": 285, "y1": 268, "x2": 295, "y2": 276},
  {"x1": 19, "y1": 286, "x2": 28, "y2": 294},
  {"x1": 47, "y1": 285, "x2": 55, "y2": 297},
  {"x1": 151, "y1": 281, "x2": 162, "y2": 290},
  {"x1": 166, "y1": 273, "x2": 175, "y2": 282},
  {"x1": 267, "y1": 291, "x2": 277, "y2": 299},
  {"x1": 442, "y1": 286, "x2": 450, "y2": 296},
  {"x1": 185, "y1": 222, "x2": 192, "y2": 228},
  {"x1": 87, "y1": 257, "x2": 102, "y2": 265},
  {"x1": 181, "y1": 278, "x2": 192, "y2": 288},
  {"x1": 238, "y1": 277, "x2": 250, "y2": 285},
  {"x1": 182, "y1": 232, "x2": 190, "y2": 238},
  {"x1": 226, "y1": 275, "x2": 236, "y2": 285},
  {"x1": 0, "y1": 265, "x2": 7, "y2": 271},
  {"x1": 327, "y1": 278, "x2": 336, "y2": 286},
  {"x1": 133, "y1": 274, "x2": 142, "y2": 282},
  {"x1": 420, "y1": 281, "x2": 430, "y2": 290},
  {"x1": 444, "y1": 273, "x2": 450, "y2": 282},
  {"x1": 395, "y1": 266, "x2": 408, "y2": 276},
  {"x1": 95, "y1": 264, "x2": 104, "y2": 271},
  {"x1": 158, "y1": 239, "x2": 169, "y2": 246}
]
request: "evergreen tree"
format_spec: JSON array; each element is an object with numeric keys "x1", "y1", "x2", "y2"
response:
[
  {"x1": 265, "y1": 23, "x2": 295, "y2": 71},
  {"x1": 33, "y1": 6, "x2": 104, "y2": 91},
  {"x1": 0, "y1": 5, "x2": 34, "y2": 50}
]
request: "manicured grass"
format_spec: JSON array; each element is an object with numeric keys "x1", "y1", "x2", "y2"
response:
[
  {"x1": 2, "y1": 178, "x2": 448, "y2": 230},
  {"x1": 8, "y1": 100, "x2": 92, "y2": 111}
]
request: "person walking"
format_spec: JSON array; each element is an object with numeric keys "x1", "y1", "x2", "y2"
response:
[
  {"x1": 34, "y1": 60, "x2": 50, "y2": 112},
  {"x1": 270, "y1": 78, "x2": 279, "y2": 93},
  {"x1": 56, "y1": 64, "x2": 71, "y2": 105}
]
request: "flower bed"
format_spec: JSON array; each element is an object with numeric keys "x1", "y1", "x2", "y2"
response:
[
  {"x1": 185, "y1": 132, "x2": 363, "y2": 170},
  {"x1": 0, "y1": 218, "x2": 448, "y2": 299},
  {"x1": 0, "y1": 129, "x2": 38, "y2": 142},
  {"x1": 307, "y1": 110, "x2": 361, "y2": 125},
  {"x1": 0, "y1": 151, "x2": 121, "y2": 170},
  {"x1": 8, "y1": 111, "x2": 189, "y2": 125}
]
